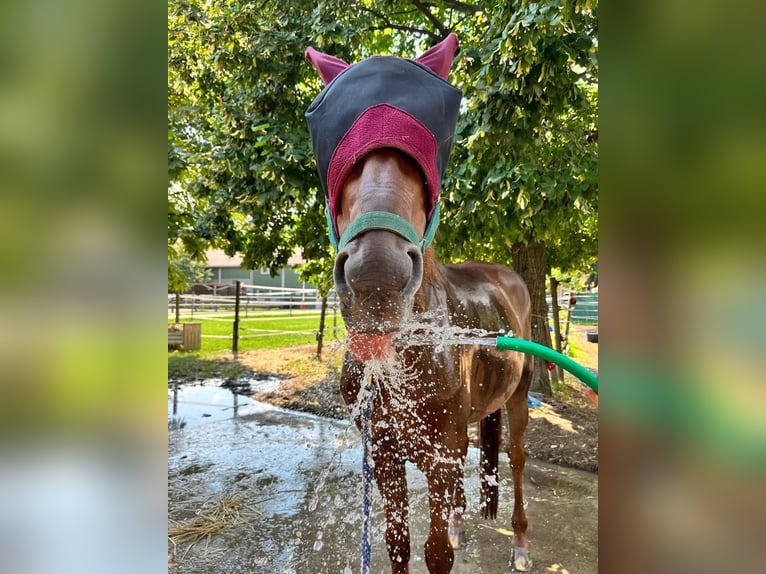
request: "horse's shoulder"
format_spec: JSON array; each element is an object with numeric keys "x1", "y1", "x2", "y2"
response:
[
  {"x1": 438, "y1": 260, "x2": 530, "y2": 314},
  {"x1": 442, "y1": 260, "x2": 525, "y2": 288}
]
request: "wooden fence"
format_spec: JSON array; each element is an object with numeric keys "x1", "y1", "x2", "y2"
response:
[{"x1": 168, "y1": 285, "x2": 334, "y2": 318}]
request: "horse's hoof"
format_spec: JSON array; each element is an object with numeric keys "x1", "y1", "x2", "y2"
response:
[
  {"x1": 510, "y1": 547, "x2": 531, "y2": 572},
  {"x1": 448, "y1": 527, "x2": 465, "y2": 549},
  {"x1": 448, "y1": 515, "x2": 466, "y2": 549}
]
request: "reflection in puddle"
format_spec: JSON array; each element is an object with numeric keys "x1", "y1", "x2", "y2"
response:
[{"x1": 168, "y1": 376, "x2": 283, "y2": 428}]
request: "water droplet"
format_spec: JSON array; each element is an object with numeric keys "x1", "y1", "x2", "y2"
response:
[{"x1": 313, "y1": 530, "x2": 324, "y2": 551}]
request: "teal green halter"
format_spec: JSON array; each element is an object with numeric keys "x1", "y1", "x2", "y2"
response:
[{"x1": 327, "y1": 203, "x2": 440, "y2": 253}]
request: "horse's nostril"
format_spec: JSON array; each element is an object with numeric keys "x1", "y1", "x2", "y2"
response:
[
  {"x1": 407, "y1": 245, "x2": 422, "y2": 264},
  {"x1": 403, "y1": 246, "x2": 423, "y2": 297},
  {"x1": 333, "y1": 251, "x2": 354, "y2": 304}
]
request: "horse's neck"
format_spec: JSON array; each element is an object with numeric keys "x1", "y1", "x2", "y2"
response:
[
  {"x1": 414, "y1": 248, "x2": 450, "y2": 316},
  {"x1": 422, "y1": 247, "x2": 441, "y2": 281}
]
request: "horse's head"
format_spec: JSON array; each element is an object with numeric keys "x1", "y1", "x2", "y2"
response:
[
  {"x1": 305, "y1": 35, "x2": 462, "y2": 359},
  {"x1": 332, "y1": 149, "x2": 426, "y2": 357}
]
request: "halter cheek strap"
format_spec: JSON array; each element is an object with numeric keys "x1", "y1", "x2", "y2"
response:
[{"x1": 327, "y1": 203, "x2": 440, "y2": 254}]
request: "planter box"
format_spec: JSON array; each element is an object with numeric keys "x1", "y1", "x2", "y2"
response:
[{"x1": 168, "y1": 323, "x2": 202, "y2": 351}]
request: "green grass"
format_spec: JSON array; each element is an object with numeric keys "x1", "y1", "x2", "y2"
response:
[
  {"x1": 567, "y1": 337, "x2": 589, "y2": 366},
  {"x1": 168, "y1": 310, "x2": 347, "y2": 355}
]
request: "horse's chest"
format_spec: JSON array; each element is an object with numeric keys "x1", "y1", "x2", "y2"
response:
[{"x1": 370, "y1": 390, "x2": 467, "y2": 461}]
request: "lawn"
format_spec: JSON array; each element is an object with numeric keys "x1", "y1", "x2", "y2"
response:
[{"x1": 168, "y1": 310, "x2": 347, "y2": 355}]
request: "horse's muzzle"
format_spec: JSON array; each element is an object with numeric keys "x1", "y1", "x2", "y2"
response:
[{"x1": 333, "y1": 230, "x2": 423, "y2": 335}]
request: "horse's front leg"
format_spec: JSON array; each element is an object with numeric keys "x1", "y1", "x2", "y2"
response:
[
  {"x1": 373, "y1": 452, "x2": 411, "y2": 573},
  {"x1": 424, "y1": 459, "x2": 462, "y2": 573}
]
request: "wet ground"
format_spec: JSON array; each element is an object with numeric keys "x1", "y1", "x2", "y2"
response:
[{"x1": 168, "y1": 382, "x2": 597, "y2": 573}]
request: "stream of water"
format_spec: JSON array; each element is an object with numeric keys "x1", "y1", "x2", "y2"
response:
[{"x1": 391, "y1": 312, "x2": 512, "y2": 352}]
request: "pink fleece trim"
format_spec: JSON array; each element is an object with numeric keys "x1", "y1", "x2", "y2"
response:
[{"x1": 326, "y1": 104, "x2": 439, "y2": 228}]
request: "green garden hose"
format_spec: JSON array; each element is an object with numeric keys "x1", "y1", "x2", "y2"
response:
[{"x1": 494, "y1": 336, "x2": 598, "y2": 393}]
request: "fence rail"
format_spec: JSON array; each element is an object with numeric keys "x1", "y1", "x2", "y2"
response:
[
  {"x1": 168, "y1": 285, "x2": 338, "y2": 318},
  {"x1": 168, "y1": 286, "x2": 346, "y2": 353},
  {"x1": 170, "y1": 288, "x2": 595, "y2": 324},
  {"x1": 167, "y1": 286, "x2": 595, "y2": 354},
  {"x1": 546, "y1": 291, "x2": 599, "y2": 324}
]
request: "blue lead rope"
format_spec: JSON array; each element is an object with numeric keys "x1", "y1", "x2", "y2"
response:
[{"x1": 360, "y1": 376, "x2": 376, "y2": 574}]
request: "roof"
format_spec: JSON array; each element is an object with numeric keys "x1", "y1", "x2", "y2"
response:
[
  {"x1": 205, "y1": 249, "x2": 243, "y2": 268},
  {"x1": 204, "y1": 249, "x2": 304, "y2": 269}
]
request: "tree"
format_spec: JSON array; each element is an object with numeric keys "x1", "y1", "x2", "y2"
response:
[
  {"x1": 168, "y1": 245, "x2": 213, "y2": 293},
  {"x1": 168, "y1": 243, "x2": 213, "y2": 323},
  {"x1": 168, "y1": 0, "x2": 361, "y2": 291}
]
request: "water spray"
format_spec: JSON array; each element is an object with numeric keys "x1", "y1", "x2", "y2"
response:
[{"x1": 354, "y1": 334, "x2": 597, "y2": 574}]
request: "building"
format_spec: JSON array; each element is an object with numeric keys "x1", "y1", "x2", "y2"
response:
[{"x1": 203, "y1": 249, "x2": 312, "y2": 289}]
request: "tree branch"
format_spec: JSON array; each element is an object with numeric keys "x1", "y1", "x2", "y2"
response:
[
  {"x1": 366, "y1": 23, "x2": 440, "y2": 42},
  {"x1": 439, "y1": 0, "x2": 484, "y2": 13},
  {"x1": 356, "y1": 1, "x2": 483, "y2": 43},
  {"x1": 356, "y1": 3, "x2": 440, "y2": 41},
  {"x1": 410, "y1": 0, "x2": 449, "y2": 37}
]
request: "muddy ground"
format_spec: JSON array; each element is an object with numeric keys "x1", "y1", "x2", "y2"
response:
[
  {"x1": 169, "y1": 325, "x2": 598, "y2": 572},
  {"x1": 237, "y1": 325, "x2": 598, "y2": 473},
  {"x1": 168, "y1": 407, "x2": 597, "y2": 573}
]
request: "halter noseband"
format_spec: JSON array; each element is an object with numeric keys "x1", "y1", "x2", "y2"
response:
[{"x1": 327, "y1": 203, "x2": 441, "y2": 253}]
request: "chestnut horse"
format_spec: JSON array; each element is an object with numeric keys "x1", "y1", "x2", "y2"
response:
[{"x1": 305, "y1": 35, "x2": 533, "y2": 573}]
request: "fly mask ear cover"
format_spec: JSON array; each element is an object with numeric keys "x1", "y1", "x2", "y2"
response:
[{"x1": 305, "y1": 37, "x2": 462, "y2": 252}]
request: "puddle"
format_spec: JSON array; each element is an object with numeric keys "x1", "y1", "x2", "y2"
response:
[
  {"x1": 168, "y1": 375, "x2": 283, "y2": 428},
  {"x1": 168, "y1": 404, "x2": 598, "y2": 574}
]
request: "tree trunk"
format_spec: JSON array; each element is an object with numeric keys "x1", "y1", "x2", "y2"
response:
[
  {"x1": 544, "y1": 313, "x2": 559, "y2": 384},
  {"x1": 510, "y1": 239, "x2": 553, "y2": 397},
  {"x1": 316, "y1": 295, "x2": 328, "y2": 359},
  {"x1": 563, "y1": 297, "x2": 574, "y2": 351},
  {"x1": 232, "y1": 280, "x2": 241, "y2": 356},
  {"x1": 175, "y1": 291, "x2": 180, "y2": 324}
]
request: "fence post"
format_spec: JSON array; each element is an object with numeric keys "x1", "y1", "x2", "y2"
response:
[
  {"x1": 233, "y1": 280, "x2": 241, "y2": 355},
  {"x1": 316, "y1": 294, "x2": 328, "y2": 359},
  {"x1": 549, "y1": 277, "x2": 565, "y2": 381},
  {"x1": 563, "y1": 296, "x2": 576, "y2": 346},
  {"x1": 333, "y1": 294, "x2": 338, "y2": 339}
]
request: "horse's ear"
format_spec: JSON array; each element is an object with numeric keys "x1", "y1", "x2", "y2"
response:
[
  {"x1": 415, "y1": 33, "x2": 459, "y2": 80},
  {"x1": 305, "y1": 47, "x2": 350, "y2": 85}
]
